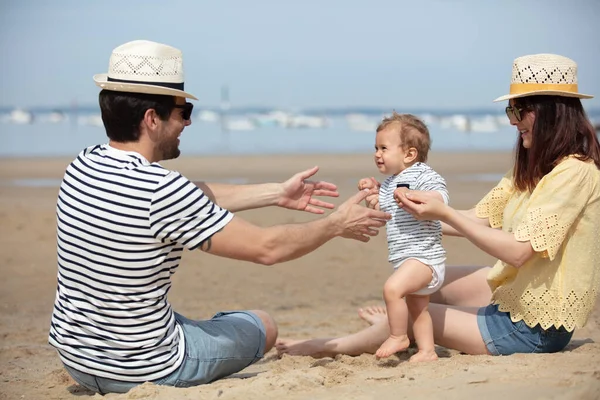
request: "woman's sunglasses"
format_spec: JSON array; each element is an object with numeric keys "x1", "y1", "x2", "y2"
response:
[
  {"x1": 505, "y1": 105, "x2": 525, "y2": 122},
  {"x1": 174, "y1": 102, "x2": 194, "y2": 120}
]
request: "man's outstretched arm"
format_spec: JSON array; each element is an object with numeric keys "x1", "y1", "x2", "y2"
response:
[
  {"x1": 195, "y1": 166, "x2": 339, "y2": 214},
  {"x1": 199, "y1": 190, "x2": 391, "y2": 265}
]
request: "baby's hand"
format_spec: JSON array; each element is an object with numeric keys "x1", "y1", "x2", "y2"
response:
[
  {"x1": 365, "y1": 193, "x2": 380, "y2": 210},
  {"x1": 358, "y1": 177, "x2": 380, "y2": 209},
  {"x1": 357, "y1": 177, "x2": 380, "y2": 191}
]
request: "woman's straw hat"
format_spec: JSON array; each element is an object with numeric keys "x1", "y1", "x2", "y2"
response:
[
  {"x1": 93, "y1": 40, "x2": 198, "y2": 100},
  {"x1": 493, "y1": 54, "x2": 593, "y2": 102}
]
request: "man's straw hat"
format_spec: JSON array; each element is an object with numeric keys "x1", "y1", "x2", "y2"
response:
[
  {"x1": 493, "y1": 54, "x2": 593, "y2": 102},
  {"x1": 93, "y1": 40, "x2": 198, "y2": 100}
]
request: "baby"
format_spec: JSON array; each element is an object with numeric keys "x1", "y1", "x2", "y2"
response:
[{"x1": 358, "y1": 112, "x2": 448, "y2": 362}]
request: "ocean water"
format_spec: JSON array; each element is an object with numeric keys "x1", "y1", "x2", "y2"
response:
[{"x1": 1, "y1": 114, "x2": 520, "y2": 158}]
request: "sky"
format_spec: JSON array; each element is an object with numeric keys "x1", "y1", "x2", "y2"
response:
[{"x1": 1, "y1": 0, "x2": 599, "y2": 110}]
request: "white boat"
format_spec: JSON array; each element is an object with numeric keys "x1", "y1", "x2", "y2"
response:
[
  {"x1": 224, "y1": 118, "x2": 256, "y2": 131},
  {"x1": 8, "y1": 108, "x2": 34, "y2": 124}
]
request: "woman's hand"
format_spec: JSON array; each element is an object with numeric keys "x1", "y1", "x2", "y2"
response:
[{"x1": 395, "y1": 190, "x2": 450, "y2": 221}]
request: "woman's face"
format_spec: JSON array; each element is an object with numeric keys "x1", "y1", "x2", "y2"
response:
[{"x1": 508, "y1": 99, "x2": 535, "y2": 149}]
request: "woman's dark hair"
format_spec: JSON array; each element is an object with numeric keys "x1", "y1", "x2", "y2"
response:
[
  {"x1": 512, "y1": 95, "x2": 600, "y2": 192},
  {"x1": 99, "y1": 90, "x2": 176, "y2": 142}
]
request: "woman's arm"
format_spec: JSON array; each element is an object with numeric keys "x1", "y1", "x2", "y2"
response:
[
  {"x1": 442, "y1": 208, "x2": 491, "y2": 237},
  {"x1": 394, "y1": 190, "x2": 490, "y2": 237},
  {"x1": 399, "y1": 192, "x2": 534, "y2": 268},
  {"x1": 442, "y1": 207, "x2": 534, "y2": 267}
]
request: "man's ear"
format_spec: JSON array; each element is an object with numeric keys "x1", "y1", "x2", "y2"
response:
[
  {"x1": 404, "y1": 147, "x2": 418, "y2": 163},
  {"x1": 141, "y1": 108, "x2": 159, "y2": 131}
]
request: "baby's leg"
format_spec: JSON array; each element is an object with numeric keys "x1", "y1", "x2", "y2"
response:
[
  {"x1": 375, "y1": 259, "x2": 433, "y2": 358},
  {"x1": 406, "y1": 295, "x2": 438, "y2": 362}
]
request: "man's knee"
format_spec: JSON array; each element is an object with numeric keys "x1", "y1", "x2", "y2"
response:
[{"x1": 250, "y1": 310, "x2": 278, "y2": 352}]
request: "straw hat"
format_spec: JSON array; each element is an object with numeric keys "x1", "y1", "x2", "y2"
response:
[
  {"x1": 493, "y1": 54, "x2": 593, "y2": 102},
  {"x1": 93, "y1": 40, "x2": 198, "y2": 100}
]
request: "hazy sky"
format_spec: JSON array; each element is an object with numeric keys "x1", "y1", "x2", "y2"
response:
[{"x1": 1, "y1": 0, "x2": 599, "y2": 110}]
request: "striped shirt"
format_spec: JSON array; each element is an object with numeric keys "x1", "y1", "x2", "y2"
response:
[
  {"x1": 379, "y1": 162, "x2": 449, "y2": 265},
  {"x1": 48, "y1": 144, "x2": 233, "y2": 382}
]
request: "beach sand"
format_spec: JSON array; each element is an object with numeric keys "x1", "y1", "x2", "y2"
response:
[{"x1": 1, "y1": 152, "x2": 599, "y2": 400}]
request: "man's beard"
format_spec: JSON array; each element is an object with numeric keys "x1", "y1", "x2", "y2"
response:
[{"x1": 160, "y1": 140, "x2": 181, "y2": 161}]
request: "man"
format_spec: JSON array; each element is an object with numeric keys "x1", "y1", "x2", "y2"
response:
[{"x1": 49, "y1": 40, "x2": 390, "y2": 394}]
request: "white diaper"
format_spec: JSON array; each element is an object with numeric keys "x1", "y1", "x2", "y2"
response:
[{"x1": 391, "y1": 257, "x2": 445, "y2": 296}]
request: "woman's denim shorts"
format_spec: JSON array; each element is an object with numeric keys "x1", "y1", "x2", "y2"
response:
[
  {"x1": 477, "y1": 304, "x2": 573, "y2": 355},
  {"x1": 63, "y1": 310, "x2": 266, "y2": 394}
]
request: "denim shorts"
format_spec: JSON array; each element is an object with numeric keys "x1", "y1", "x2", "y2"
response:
[
  {"x1": 63, "y1": 310, "x2": 266, "y2": 394},
  {"x1": 477, "y1": 304, "x2": 573, "y2": 355}
]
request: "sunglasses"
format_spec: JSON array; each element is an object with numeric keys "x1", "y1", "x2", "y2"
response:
[
  {"x1": 173, "y1": 102, "x2": 194, "y2": 120},
  {"x1": 505, "y1": 105, "x2": 525, "y2": 122}
]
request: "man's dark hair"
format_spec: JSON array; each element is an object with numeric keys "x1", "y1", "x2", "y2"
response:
[{"x1": 99, "y1": 90, "x2": 177, "y2": 142}]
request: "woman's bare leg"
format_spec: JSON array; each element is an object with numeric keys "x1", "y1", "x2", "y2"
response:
[
  {"x1": 275, "y1": 319, "x2": 390, "y2": 358},
  {"x1": 429, "y1": 303, "x2": 489, "y2": 355},
  {"x1": 430, "y1": 266, "x2": 492, "y2": 307},
  {"x1": 276, "y1": 266, "x2": 492, "y2": 358}
]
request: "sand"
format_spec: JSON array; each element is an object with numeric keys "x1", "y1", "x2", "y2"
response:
[{"x1": 0, "y1": 151, "x2": 599, "y2": 400}]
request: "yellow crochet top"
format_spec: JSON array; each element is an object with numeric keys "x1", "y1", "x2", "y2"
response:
[{"x1": 475, "y1": 156, "x2": 600, "y2": 332}]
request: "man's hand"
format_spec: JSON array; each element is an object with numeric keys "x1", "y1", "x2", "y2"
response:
[
  {"x1": 331, "y1": 190, "x2": 391, "y2": 242},
  {"x1": 357, "y1": 177, "x2": 380, "y2": 210},
  {"x1": 277, "y1": 166, "x2": 339, "y2": 214}
]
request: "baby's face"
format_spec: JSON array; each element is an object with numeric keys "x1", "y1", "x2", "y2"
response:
[{"x1": 374, "y1": 127, "x2": 411, "y2": 175}]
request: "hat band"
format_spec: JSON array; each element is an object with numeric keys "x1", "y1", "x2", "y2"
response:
[
  {"x1": 509, "y1": 83, "x2": 579, "y2": 95},
  {"x1": 107, "y1": 76, "x2": 184, "y2": 91}
]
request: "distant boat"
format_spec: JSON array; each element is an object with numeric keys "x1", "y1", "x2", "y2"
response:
[
  {"x1": 8, "y1": 108, "x2": 34, "y2": 124},
  {"x1": 470, "y1": 116, "x2": 499, "y2": 133},
  {"x1": 78, "y1": 114, "x2": 103, "y2": 127},
  {"x1": 286, "y1": 115, "x2": 328, "y2": 129},
  {"x1": 225, "y1": 118, "x2": 256, "y2": 131},
  {"x1": 345, "y1": 114, "x2": 378, "y2": 132},
  {"x1": 440, "y1": 115, "x2": 470, "y2": 132},
  {"x1": 197, "y1": 110, "x2": 220, "y2": 122},
  {"x1": 39, "y1": 110, "x2": 68, "y2": 124}
]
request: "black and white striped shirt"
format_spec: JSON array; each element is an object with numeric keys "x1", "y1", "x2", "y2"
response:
[
  {"x1": 379, "y1": 162, "x2": 448, "y2": 265},
  {"x1": 48, "y1": 144, "x2": 233, "y2": 382}
]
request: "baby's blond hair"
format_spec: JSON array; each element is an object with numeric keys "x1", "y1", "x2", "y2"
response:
[{"x1": 376, "y1": 112, "x2": 431, "y2": 162}]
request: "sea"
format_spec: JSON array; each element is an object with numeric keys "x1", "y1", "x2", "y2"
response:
[{"x1": 2, "y1": 105, "x2": 599, "y2": 158}]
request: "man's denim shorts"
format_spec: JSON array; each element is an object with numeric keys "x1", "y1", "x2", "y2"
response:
[
  {"x1": 63, "y1": 310, "x2": 266, "y2": 394},
  {"x1": 477, "y1": 304, "x2": 573, "y2": 355}
]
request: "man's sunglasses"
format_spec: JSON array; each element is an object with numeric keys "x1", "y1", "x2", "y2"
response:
[
  {"x1": 174, "y1": 102, "x2": 194, "y2": 120},
  {"x1": 505, "y1": 105, "x2": 525, "y2": 122}
]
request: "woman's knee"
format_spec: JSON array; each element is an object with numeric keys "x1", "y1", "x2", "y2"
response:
[
  {"x1": 250, "y1": 310, "x2": 278, "y2": 352},
  {"x1": 432, "y1": 266, "x2": 491, "y2": 307}
]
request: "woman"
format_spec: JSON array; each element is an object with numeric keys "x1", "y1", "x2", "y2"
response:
[{"x1": 276, "y1": 53, "x2": 600, "y2": 358}]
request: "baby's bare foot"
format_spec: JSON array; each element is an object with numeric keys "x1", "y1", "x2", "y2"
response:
[
  {"x1": 358, "y1": 306, "x2": 388, "y2": 326},
  {"x1": 375, "y1": 335, "x2": 410, "y2": 358},
  {"x1": 409, "y1": 350, "x2": 438, "y2": 362},
  {"x1": 275, "y1": 338, "x2": 333, "y2": 359}
]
